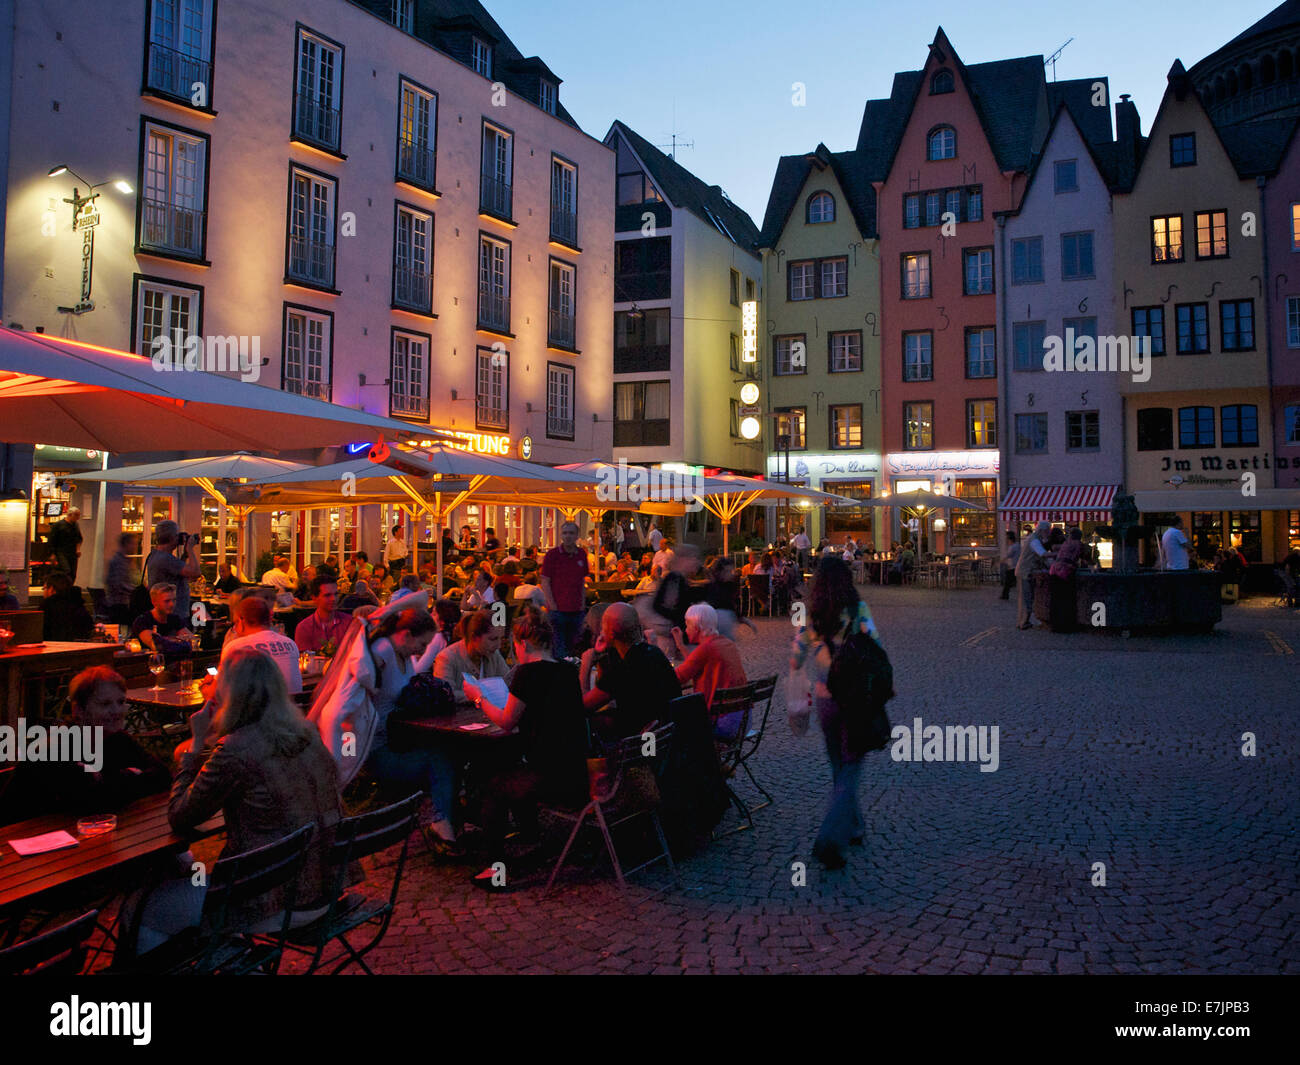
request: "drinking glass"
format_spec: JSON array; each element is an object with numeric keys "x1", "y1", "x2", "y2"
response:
[
  {"x1": 178, "y1": 660, "x2": 192, "y2": 690},
  {"x1": 148, "y1": 652, "x2": 166, "y2": 692}
]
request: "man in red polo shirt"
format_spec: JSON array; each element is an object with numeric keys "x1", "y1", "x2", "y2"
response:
[{"x1": 541, "y1": 520, "x2": 589, "y2": 659}]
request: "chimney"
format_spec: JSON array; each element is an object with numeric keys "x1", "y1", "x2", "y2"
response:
[{"x1": 1115, "y1": 93, "x2": 1141, "y2": 188}]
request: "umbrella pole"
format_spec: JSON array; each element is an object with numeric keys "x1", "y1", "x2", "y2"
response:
[{"x1": 435, "y1": 516, "x2": 443, "y2": 599}]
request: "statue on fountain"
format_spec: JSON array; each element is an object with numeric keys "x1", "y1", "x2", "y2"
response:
[{"x1": 1096, "y1": 490, "x2": 1150, "y2": 573}]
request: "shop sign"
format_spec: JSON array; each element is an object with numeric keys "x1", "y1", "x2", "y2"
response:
[
  {"x1": 885, "y1": 451, "x2": 999, "y2": 478},
  {"x1": 769, "y1": 454, "x2": 881, "y2": 479}
]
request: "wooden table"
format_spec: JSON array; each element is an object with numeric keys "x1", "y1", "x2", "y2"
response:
[
  {"x1": 390, "y1": 704, "x2": 515, "y2": 744},
  {"x1": 0, "y1": 794, "x2": 223, "y2": 915},
  {"x1": 0, "y1": 642, "x2": 123, "y2": 728},
  {"x1": 126, "y1": 672, "x2": 322, "y2": 714}
]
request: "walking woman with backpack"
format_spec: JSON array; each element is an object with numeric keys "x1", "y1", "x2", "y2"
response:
[{"x1": 790, "y1": 556, "x2": 891, "y2": 871}]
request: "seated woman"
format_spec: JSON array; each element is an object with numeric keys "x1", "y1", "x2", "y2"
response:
[
  {"x1": 461, "y1": 570, "x2": 495, "y2": 610},
  {"x1": 471, "y1": 611, "x2": 590, "y2": 891},
  {"x1": 0, "y1": 666, "x2": 170, "y2": 822},
  {"x1": 433, "y1": 609, "x2": 510, "y2": 706},
  {"x1": 131, "y1": 649, "x2": 342, "y2": 956},
  {"x1": 41, "y1": 570, "x2": 93, "y2": 642},
  {"x1": 672, "y1": 603, "x2": 748, "y2": 737},
  {"x1": 633, "y1": 563, "x2": 655, "y2": 592},
  {"x1": 370, "y1": 564, "x2": 394, "y2": 596}
]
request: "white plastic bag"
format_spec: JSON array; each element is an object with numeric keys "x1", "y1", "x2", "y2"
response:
[{"x1": 786, "y1": 672, "x2": 812, "y2": 738}]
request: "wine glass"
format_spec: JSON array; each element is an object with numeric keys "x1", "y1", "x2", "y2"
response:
[{"x1": 148, "y1": 652, "x2": 167, "y2": 692}]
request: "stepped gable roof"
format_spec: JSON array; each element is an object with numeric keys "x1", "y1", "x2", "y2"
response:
[
  {"x1": 757, "y1": 145, "x2": 877, "y2": 246},
  {"x1": 610, "y1": 121, "x2": 761, "y2": 252}
]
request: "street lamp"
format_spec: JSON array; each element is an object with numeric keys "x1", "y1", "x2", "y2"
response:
[{"x1": 48, "y1": 165, "x2": 134, "y2": 315}]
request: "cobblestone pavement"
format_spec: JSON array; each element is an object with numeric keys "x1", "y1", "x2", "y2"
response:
[{"x1": 291, "y1": 586, "x2": 1300, "y2": 975}]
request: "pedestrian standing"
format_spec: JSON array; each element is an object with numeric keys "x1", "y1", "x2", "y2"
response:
[
  {"x1": 385, "y1": 523, "x2": 408, "y2": 578},
  {"x1": 1000, "y1": 530, "x2": 1020, "y2": 600},
  {"x1": 790, "y1": 556, "x2": 882, "y2": 870},
  {"x1": 1014, "y1": 521, "x2": 1052, "y2": 629},
  {"x1": 540, "y1": 520, "x2": 589, "y2": 659},
  {"x1": 647, "y1": 522, "x2": 663, "y2": 552},
  {"x1": 49, "y1": 506, "x2": 83, "y2": 581}
]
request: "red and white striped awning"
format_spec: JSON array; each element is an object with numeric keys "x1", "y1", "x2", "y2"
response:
[{"x1": 998, "y1": 484, "x2": 1119, "y2": 522}]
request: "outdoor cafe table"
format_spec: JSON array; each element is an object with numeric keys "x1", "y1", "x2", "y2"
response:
[
  {"x1": 0, "y1": 793, "x2": 224, "y2": 916},
  {"x1": 126, "y1": 673, "x2": 323, "y2": 715},
  {"x1": 389, "y1": 704, "x2": 517, "y2": 745},
  {"x1": 1, "y1": 642, "x2": 122, "y2": 729}
]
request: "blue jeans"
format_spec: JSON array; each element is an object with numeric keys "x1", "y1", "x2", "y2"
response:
[
  {"x1": 551, "y1": 610, "x2": 584, "y2": 660},
  {"x1": 814, "y1": 696, "x2": 864, "y2": 853},
  {"x1": 367, "y1": 742, "x2": 457, "y2": 824}
]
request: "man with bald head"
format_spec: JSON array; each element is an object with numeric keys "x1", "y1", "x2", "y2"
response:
[
  {"x1": 50, "y1": 506, "x2": 83, "y2": 581},
  {"x1": 582, "y1": 602, "x2": 681, "y2": 739}
]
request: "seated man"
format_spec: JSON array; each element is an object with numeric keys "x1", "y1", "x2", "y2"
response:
[
  {"x1": 352, "y1": 551, "x2": 374, "y2": 581},
  {"x1": 260, "y1": 555, "x2": 296, "y2": 594},
  {"x1": 213, "y1": 561, "x2": 242, "y2": 595},
  {"x1": 513, "y1": 574, "x2": 547, "y2": 608},
  {"x1": 221, "y1": 594, "x2": 303, "y2": 695},
  {"x1": 131, "y1": 582, "x2": 193, "y2": 654},
  {"x1": 672, "y1": 603, "x2": 748, "y2": 737},
  {"x1": 0, "y1": 572, "x2": 21, "y2": 610},
  {"x1": 294, "y1": 576, "x2": 352, "y2": 655},
  {"x1": 583, "y1": 602, "x2": 681, "y2": 740}
]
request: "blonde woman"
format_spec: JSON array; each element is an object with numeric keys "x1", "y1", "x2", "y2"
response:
[{"x1": 128, "y1": 648, "x2": 341, "y2": 957}]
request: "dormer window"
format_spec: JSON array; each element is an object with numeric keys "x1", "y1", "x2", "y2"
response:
[
  {"x1": 930, "y1": 69, "x2": 954, "y2": 94},
  {"x1": 390, "y1": 0, "x2": 414, "y2": 33},
  {"x1": 539, "y1": 79, "x2": 557, "y2": 115},
  {"x1": 472, "y1": 37, "x2": 493, "y2": 78},
  {"x1": 806, "y1": 191, "x2": 835, "y2": 224},
  {"x1": 927, "y1": 126, "x2": 956, "y2": 160}
]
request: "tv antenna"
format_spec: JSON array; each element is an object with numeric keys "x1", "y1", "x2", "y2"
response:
[
  {"x1": 1044, "y1": 37, "x2": 1074, "y2": 82},
  {"x1": 656, "y1": 131, "x2": 694, "y2": 160}
]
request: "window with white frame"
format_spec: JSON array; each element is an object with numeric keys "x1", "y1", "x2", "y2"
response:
[
  {"x1": 820, "y1": 258, "x2": 847, "y2": 297},
  {"x1": 967, "y1": 400, "x2": 997, "y2": 448},
  {"x1": 476, "y1": 346, "x2": 508, "y2": 429},
  {"x1": 1284, "y1": 404, "x2": 1300, "y2": 445},
  {"x1": 397, "y1": 80, "x2": 436, "y2": 188},
  {"x1": 287, "y1": 168, "x2": 336, "y2": 288},
  {"x1": 390, "y1": 331, "x2": 428, "y2": 418},
  {"x1": 1288, "y1": 296, "x2": 1300, "y2": 347},
  {"x1": 903, "y1": 332, "x2": 932, "y2": 381},
  {"x1": 1292, "y1": 203, "x2": 1300, "y2": 250},
  {"x1": 774, "y1": 335, "x2": 806, "y2": 376},
  {"x1": 902, "y1": 253, "x2": 931, "y2": 298},
  {"x1": 472, "y1": 37, "x2": 493, "y2": 78},
  {"x1": 294, "y1": 29, "x2": 342, "y2": 150},
  {"x1": 788, "y1": 261, "x2": 815, "y2": 301},
  {"x1": 146, "y1": 0, "x2": 214, "y2": 104},
  {"x1": 550, "y1": 156, "x2": 577, "y2": 244},
  {"x1": 390, "y1": 0, "x2": 414, "y2": 32},
  {"x1": 546, "y1": 362, "x2": 575, "y2": 439},
  {"x1": 136, "y1": 278, "x2": 200, "y2": 360},
  {"x1": 963, "y1": 247, "x2": 994, "y2": 294},
  {"x1": 1067, "y1": 410, "x2": 1100, "y2": 451},
  {"x1": 829, "y1": 331, "x2": 862, "y2": 372},
  {"x1": 539, "y1": 79, "x2": 556, "y2": 115},
  {"x1": 829, "y1": 404, "x2": 862, "y2": 449},
  {"x1": 393, "y1": 205, "x2": 432, "y2": 312},
  {"x1": 478, "y1": 235, "x2": 510, "y2": 332},
  {"x1": 807, "y1": 192, "x2": 834, "y2": 223},
  {"x1": 282, "y1": 306, "x2": 331, "y2": 400},
  {"x1": 928, "y1": 126, "x2": 956, "y2": 160},
  {"x1": 548, "y1": 259, "x2": 576, "y2": 348},
  {"x1": 481, "y1": 122, "x2": 513, "y2": 217},
  {"x1": 140, "y1": 121, "x2": 206, "y2": 257},
  {"x1": 966, "y1": 327, "x2": 996, "y2": 378}
]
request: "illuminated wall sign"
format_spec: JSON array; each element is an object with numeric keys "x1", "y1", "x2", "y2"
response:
[
  {"x1": 885, "y1": 451, "x2": 999, "y2": 478},
  {"x1": 345, "y1": 442, "x2": 371, "y2": 456},
  {"x1": 768, "y1": 454, "x2": 882, "y2": 478},
  {"x1": 741, "y1": 300, "x2": 757, "y2": 362},
  {"x1": 519, "y1": 436, "x2": 533, "y2": 460},
  {"x1": 439, "y1": 429, "x2": 511, "y2": 456}
]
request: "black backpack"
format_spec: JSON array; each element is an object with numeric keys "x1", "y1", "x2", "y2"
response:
[{"x1": 826, "y1": 622, "x2": 895, "y2": 757}]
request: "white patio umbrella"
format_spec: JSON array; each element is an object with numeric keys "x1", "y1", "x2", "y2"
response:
[
  {"x1": 692, "y1": 473, "x2": 858, "y2": 554},
  {"x1": 66, "y1": 453, "x2": 312, "y2": 577},
  {"x1": 878, "y1": 488, "x2": 987, "y2": 554},
  {"x1": 0, "y1": 327, "x2": 426, "y2": 452}
]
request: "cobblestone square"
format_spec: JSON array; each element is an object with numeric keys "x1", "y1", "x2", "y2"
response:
[{"x1": 303, "y1": 586, "x2": 1300, "y2": 975}]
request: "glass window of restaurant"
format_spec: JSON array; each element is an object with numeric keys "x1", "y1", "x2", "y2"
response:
[
  {"x1": 1229, "y1": 510, "x2": 1261, "y2": 562},
  {"x1": 121, "y1": 492, "x2": 176, "y2": 562},
  {"x1": 951, "y1": 479, "x2": 996, "y2": 548},
  {"x1": 773, "y1": 483, "x2": 807, "y2": 544},
  {"x1": 200, "y1": 495, "x2": 241, "y2": 579},
  {"x1": 825, "y1": 481, "x2": 873, "y2": 544},
  {"x1": 1192, "y1": 510, "x2": 1222, "y2": 562}
]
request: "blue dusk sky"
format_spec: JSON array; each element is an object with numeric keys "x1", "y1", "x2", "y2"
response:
[{"x1": 487, "y1": 0, "x2": 1280, "y2": 225}]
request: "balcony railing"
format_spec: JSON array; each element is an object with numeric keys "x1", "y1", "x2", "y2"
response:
[
  {"x1": 284, "y1": 376, "x2": 330, "y2": 400},
  {"x1": 394, "y1": 263, "x2": 431, "y2": 311},
  {"x1": 391, "y1": 391, "x2": 428, "y2": 418},
  {"x1": 902, "y1": 281, "x2": 931, "y2": 299},
  {"x1": 146, "y1": 42, "x2": 211, "y2": 103},
  {"x1": 547, "y1": 413, "x2": 575, "y2": 438},
  {"x1": 293, "y1": 92, "x2": 340, "y2": 150},
  {"x1": 903, "y1": 363, "x2": 932, "y2": 382},
  {"x1": 397, "y1": 141, "x2": 436, "y2": 187},
  {"x1": 477, "y1": 291, "x2": 510, "y2": 333},
  {"x1": 549, "y1": 207, "x2": 577, "y2": 246},
  {"x1": 288, "y1": 236, "x2": 335, "y2": 288},
  {"x1": 476, "y1": 402, "x2": 509, "y2": 430},
  {"x1": 141, "y1": 199, "x2": 204, "y2": 257},
  {"x1": 548, "y1": 310, "x2": 576, "y2": 349},
  {"x1": 480, "y1": 172, "x2": 512, "y2": 217}
]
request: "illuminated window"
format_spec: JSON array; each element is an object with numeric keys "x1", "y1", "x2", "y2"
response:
[
  {"x1": 967, "y1": 400, "x2": 996, "y2": 448},
  {"x1": 397, "y1": 80, "x2": 437, "y2": 189},
  {"x1": 1152, "y1": 214, "x2": 1183, "y2": 262},
  {"x1": 1195, "y1": 210, "x2": 1228, "y2": 259},
  {"x1": 829, "y1": 404, "x2": 862, "y2": 450},
  {"x1": 775, "y1": 408, "x2": 806, "y2": 450},
  {"x1": 902, "y1": 253, "x2": 931, "y2": 298},
  {"x1": 904, "y1": 402, "x2": 934, "y2": 450}
]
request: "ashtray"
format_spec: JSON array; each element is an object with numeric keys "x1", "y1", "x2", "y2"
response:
[{"x1": 76, "y1": 815, "x2": 117, "y2": 837}]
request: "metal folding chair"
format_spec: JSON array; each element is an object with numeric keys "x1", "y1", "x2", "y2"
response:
[
  {"x1": 0, "y1": 909, "x2": 99, "y2": 976},
  {"x1": 542, "y1": 723, "x2": 678, "y2": 897},
  {"x1": 710, "y1": 682, "x2": 757, "y2": 837}
]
